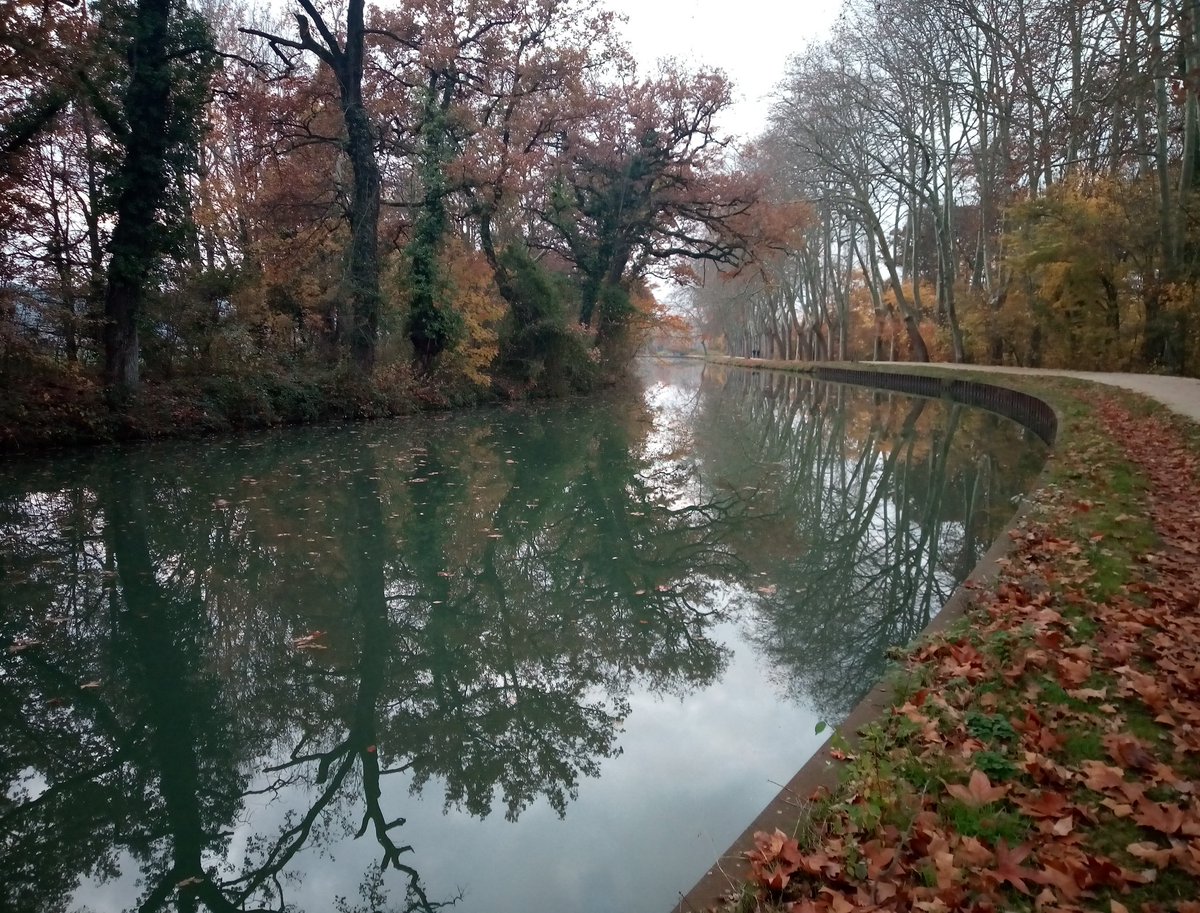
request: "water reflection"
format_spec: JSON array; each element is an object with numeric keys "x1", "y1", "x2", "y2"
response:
[
  {"x1": 0, "y1": 396, "x2": 735, "y2": 912},
  {"x1": 0, "y1": 364, "x2": 1045, "y2": 912},
  {"x1": 684, "y1": 365, "x2": 1043, "y2": 719}
]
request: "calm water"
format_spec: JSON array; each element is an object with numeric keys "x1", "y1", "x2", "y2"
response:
[{"x1": 0, "y1": 362, "x2": 1046, "y2": 913}]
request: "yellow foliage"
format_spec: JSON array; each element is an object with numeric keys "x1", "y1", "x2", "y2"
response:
[
  {"x1": 439, "y1": 238, "x2": 504, "y2": 387},
  {"x1": 996, "y1": 174, "x2": 1158, "y2": 370}
]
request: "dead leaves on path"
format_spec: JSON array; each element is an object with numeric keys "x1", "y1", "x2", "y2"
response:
[{"x1": 737, "y1": 396, "x2": 1200, "y2": 912}]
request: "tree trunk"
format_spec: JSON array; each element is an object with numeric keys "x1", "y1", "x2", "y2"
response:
[
  {"x1": 102, "y1": 0, "x2": 174, "y2": 399},
  {"x1": 248, "y1": 0, "x2": 384, "y2": 370},
  {"x1": 939, "y1": 92, "x2": 966, "y2": 362},
  {"x1": 854, "y1": 229, "x2": 887, "y2": 361},
  {"x1": 341, "y1": 1, "x2": 381, "y2": 372},
  {"x1": 1180, "y1": 0, "x2": 1200, "y2": 201},
  {"x1": 867, "y1": 208, "x2": 929, "y2": 361}
]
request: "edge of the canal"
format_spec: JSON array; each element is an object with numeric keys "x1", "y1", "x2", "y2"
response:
[{"x1": 674, "y1": 360, "x2": 1062, "y2": 913}]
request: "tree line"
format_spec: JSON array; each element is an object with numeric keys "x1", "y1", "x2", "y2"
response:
[
  {"x1": 0, "y1": 0, "x2": 787, "y2": 416},
  {"x1": 693, "y1": 0, "x2": 1200, "y2": 376}
]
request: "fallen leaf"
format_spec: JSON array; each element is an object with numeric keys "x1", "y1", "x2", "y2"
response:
[
  {"x1": 1133, "y1": 799, "x2": 1185, "y2": 835},
  {"x1": 1126, "y1": 841, "x2": 1172, "y2": 868},
  {"x1": 946, "y1": 769, "x2": 1009, "y2": 806},
  {"x1": 1081, "y1": 760, "x2": 1126, "y2": 792},
  {"x1": 984, "y1": 840, "x2": 1035, "y2": 894}
]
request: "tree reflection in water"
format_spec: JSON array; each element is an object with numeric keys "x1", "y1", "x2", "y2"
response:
[
  {"x1": 685, "y1": 365, "x2": 1045, "y2": 719},
  {"x1": 0, "y1": 365, "x2": 1045, "y2": 912},
  {"x1": 0, "y1": 395, "x2": 736, "y2": 912}
]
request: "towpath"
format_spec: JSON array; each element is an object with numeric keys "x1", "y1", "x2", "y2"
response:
[{"x1": 865, "y1": 363, "x2": 1200, "y2": 423}]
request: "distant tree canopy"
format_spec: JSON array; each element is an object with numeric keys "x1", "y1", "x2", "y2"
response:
[
  {"x1": 0, "y1": 0, "x2": 784, "y2": 405},
  {"x1": 691, "y1": 0, "x2": 1200, "y2": 377}
]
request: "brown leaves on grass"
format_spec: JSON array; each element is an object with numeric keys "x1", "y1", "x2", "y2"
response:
[
  {"x1": 1080, "y1": 760, "x2": 1126, "y2": 792},
  {"x1": 982, "y1": 840, "x2": 1036, "y2": 894}
]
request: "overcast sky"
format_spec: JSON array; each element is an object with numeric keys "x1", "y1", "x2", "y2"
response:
[{"x1": 602, "y1": 0, "x2": 844, "y2": 140}]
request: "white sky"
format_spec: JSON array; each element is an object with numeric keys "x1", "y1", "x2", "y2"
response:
[{"x1": 602, "y1": 0, "x2": 844, "y2": 140}]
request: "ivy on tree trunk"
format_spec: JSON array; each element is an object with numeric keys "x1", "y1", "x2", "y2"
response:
[{"x1": 102, "y1": 0, "x2": 174, "y2": 400}]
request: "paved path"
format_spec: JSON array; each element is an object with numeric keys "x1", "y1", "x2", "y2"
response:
[{"x1": 867, "y1": 363, "x2": 1200, "y2": 424}]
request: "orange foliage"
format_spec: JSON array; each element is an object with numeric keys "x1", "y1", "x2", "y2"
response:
[{"x1": 438, "y1": 238, "x2": 504, "y2": 387}]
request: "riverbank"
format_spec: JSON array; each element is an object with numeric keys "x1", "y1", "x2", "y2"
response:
[
  {"x1": 689, "y1": 360, "x2": 1200, "y2": 912},
  {"x1": 0, "y1": 359, "x2": 599, "y2": 454}
]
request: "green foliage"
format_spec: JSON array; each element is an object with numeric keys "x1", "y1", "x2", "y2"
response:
[
  {"x1": 598, "y1": 282, "x2": 634, "y2": 325},
  {"x1": 93, "y1": 0, "x2": 219, "y2": 264},
  {"x1": 495, "y1": 244, "x2": 596, "y2": 395},
  {"x1": 964, "y1": 711, "x2": 1016, "y2": 746},
  {"x1": 971, "y1": 749, "x2": 1018, "y2": 781},
  {"x1": 404, "y1": 90, "x2": 463, "y2": 369}
]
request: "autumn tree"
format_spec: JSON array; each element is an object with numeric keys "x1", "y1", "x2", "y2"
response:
[
  {"x1": 367, "y1": 0, "x2": 623, "y2": 370},
  {"x1": 1, "y1": 0, "x2": 216, "y2": 393},
  {"x1": 0, "y1": 1, "x2": 92, "y2": 172},
  {"x1": 539, "y1": 65, "x2": 766, "y2": 348},
  {"x1": 689, "y1": 0, "x2": 1200, "y2": 375},
  {"x1": 245, "y1": 0, "x2": 384, "y2": 372}
]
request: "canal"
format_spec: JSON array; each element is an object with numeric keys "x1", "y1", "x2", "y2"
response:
[{"x1": 0, "y1": 361, "x2": 1047, "y2": 913}]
